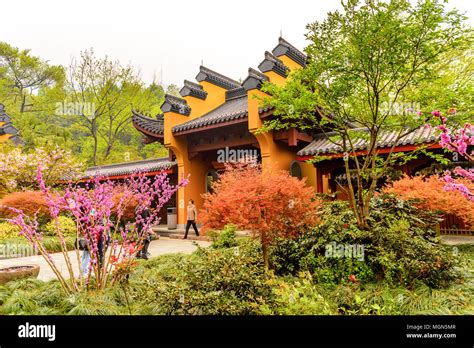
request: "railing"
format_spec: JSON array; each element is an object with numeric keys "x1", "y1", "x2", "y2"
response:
[{"x1": 438, "y1": 213, "x2": 473, "y2": 236}]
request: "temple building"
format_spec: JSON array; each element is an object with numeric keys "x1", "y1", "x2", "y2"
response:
[
  {"x1": 0, "y1": 104, "x2": 21, "y2": 145},
  {"x1": 124, "y1": 37, "x2": 443, "y2": 228}
]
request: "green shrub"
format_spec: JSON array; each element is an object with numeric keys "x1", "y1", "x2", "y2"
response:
[
  {"x1": 210, "y1": 224, "x2": 238, "y2": 249},
  {"x1": 0, "y1": 243, "x2": 471, "y2": 315},
  {"x1": 128, "y1": 239, "x2": 274, "y2": 315},
  {"x1": 269, "y1": 195, "x2": 460, "y2": 288},
  {"x1": 44, "y1": 216, "x2": 77, "y2": 236},
  {"x1": 259, "y1": 275, "x2": 334, "y2": 315},
  {"x1": 0, "y1": 221, "x2": 20, "y2": 240}
]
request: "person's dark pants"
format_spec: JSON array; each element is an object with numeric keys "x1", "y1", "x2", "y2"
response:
[
  {"x1": 137, "y1": 231, "x2": 151, "y2": 259},
  {"x1": 184, "y1": 220, "x2": 199, "y2": 239}
]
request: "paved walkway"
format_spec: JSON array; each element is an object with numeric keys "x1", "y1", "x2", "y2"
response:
[
  {"x1": 0, "y1": 237, "x2": 210, "y2": 281},
  {"x1": 440, "y1": 235, "x2": 474, "y2": 245}
]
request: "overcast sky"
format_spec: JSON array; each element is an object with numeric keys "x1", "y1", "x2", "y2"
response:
[{"x1": 2, "y1": 0, "x2": 473, "y2": 87}]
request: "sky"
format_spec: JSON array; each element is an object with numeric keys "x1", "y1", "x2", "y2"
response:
[{"x1": 1, "y1": 0, "x2": 473, "y2": 87}]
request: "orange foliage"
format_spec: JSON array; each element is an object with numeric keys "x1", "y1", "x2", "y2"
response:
[
  {"x1": 0, "y1": 191, "x2": 51, "y2": 220},
  {"x1": 383, "y1": 175, "x2": 474, "y2": 228},
  {"x1": 201, "y1": 164, "x2": 320, "y2": 242},
  {"x1": 111, "y1": 187, "x2": 138, "y2": 221}
]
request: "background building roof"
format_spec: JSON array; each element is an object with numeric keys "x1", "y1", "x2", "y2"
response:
[
  {"x1": 83, "y1": 157, "x2": 176, "y2": 178},
  {"x1": 298, "y1": 126, "x2": 438, "y2": 156}
]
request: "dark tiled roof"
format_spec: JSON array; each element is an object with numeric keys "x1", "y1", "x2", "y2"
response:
[
  {"x1": 0, "y1": 124, "x2": 19, "y2": 136},
  {"x1": 258, "y1": 51, "x2": 289, "y2": 77},
  {"x1": 180, "y1": 80, "x2": 208, "y2": 100},
  {"x1": 272, "y1": 37, "x2": 307, "y2": 67},
  {"x1": 161, "y1": 94, "x2": 191, "y2": 115},
  {"x1": 242, "y1": 68, "x2": 269, "y2": 91},
  {"x1": 0, "y1": 104, "x2": 20, "y2": 144},
  {"x1": 132, "y1": 110, "x2": 164, "y2": 137},
  {"x1": 83, "y1": 157, "x2": 176, "y2": 178},
  {"x1": 298, "y1": 126, "x2": 438, "y2": 156},
  {"x1": 258, "y1": 105, "x2": 274, "y2": 114},
  {"x1": 0, "y1": 104, "x2": 11, "y2": 123},
  {"x1": 196, "y1": 66, "x2": 241, "y2": 90},
  {"x1": 8, "y1": 135, "x2": 23, "y2": 146},
  {"x1": 173, "y1": 96, "x2": 248, "y2": 134}
]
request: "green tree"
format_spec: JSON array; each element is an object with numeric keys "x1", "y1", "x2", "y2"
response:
[
  {"x1": 166, "y1": 83, "x2": 180, "y2": 97},
  {"x1": 0, "y1": 42, "x2": 65, "y2": 114},
  {"x1": 66, "y1": 49, "x2": 164, "y2": 165},
  {"x1": 260, "y1": 0, "x2": 472, "y2": 228}
]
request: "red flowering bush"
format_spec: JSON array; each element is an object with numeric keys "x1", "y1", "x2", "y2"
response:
[
  {"x1": 2, "y1": 166, "x2": 188, "y2": 294},
  {"x1": 201, "y1": 164, "x2": 320, "y2": 269},
  {"x1": 383, "y1": 175, "x2": 474, "y2": 228}
]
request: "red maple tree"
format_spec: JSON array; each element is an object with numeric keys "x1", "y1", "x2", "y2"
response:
[{"x1": 201, "y1": 164, "x2": 320, "y2": 269}]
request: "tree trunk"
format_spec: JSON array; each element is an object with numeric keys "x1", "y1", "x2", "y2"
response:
[
  {"x1": 91, "y1": 121, "x2": 98, "y2": 166},
  {"x1": 260, "y1": 229, "x2": 270, "y2": 270},
  {"x1": 262, "y1": 241, "x2": 269, "y2": 271}
]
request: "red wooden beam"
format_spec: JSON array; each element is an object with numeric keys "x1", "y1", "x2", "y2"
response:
[{"x1": 274, "y1": 128, "x2": 313, "y2": 146}]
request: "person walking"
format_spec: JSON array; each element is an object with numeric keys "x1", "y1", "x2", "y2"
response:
[{"x1": 184, "y1": 199, "x2": 199, "y2": 239}]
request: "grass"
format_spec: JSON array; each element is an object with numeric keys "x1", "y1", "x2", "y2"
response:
[{"x1": 0, "y1": 243, "x2": 472, "y2": 315}]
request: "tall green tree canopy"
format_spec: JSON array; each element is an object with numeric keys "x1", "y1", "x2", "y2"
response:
[
  {"x1": 260, "y1": 0, "x2": 473, "y2": 227},
  {"x1": 0, "y1": 43, "x2": 168, "y2": 166}
]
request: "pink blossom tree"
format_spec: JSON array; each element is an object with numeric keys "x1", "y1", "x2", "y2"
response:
[
  {"x1": 2, "y1": 166, "x2": 188, "y2": 294},
  {"x1": 434, "y1": 111, "x2": 473, "y2": 201}
]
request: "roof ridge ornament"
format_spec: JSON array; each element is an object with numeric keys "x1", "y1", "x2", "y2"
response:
[
  {"x1": 258, "y1": 51, "x2": 289, "y2": 77},
  {"x1": 272, "y1": 37, "x2": 307, "y2": 67},
  {"x1": 180, "y1": 80, "x2": 208, "y2": 100},
  {"x1": 242, "y1": 67, "x2": 270, "y2": 91},
  {"x1": 196, "y1": 65, "x2": 241, "y2": 90},
  {"x1": 161, "y1": 94, "x2": 191, "y2": 116}
]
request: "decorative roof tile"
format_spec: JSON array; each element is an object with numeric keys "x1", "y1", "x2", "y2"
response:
[
  {"x1": 242, "y1": 68, "x2": 269, "y2": 91},
  {"x1": 297, "y1": 126, "x2": 438, "y2": 156},
  {"x1": 272, "y1": 37, "x2": 307, "y2": 67},
  {"x1": 161, "y1": 94, "x2": 191, "y2": 115},
  {"x1": 195, "y1": 66, "x2": 241, "y2": 90},
  {"x1": 258, "y1": 51, "x2": 289, "y2": 77},
  {"x1": 132, "y1": 110, "x2": 164, "y2": 137},
  {"x1": 226, "y1": 86, "x2": 246, "y2": 101},
  {"x1": 172, "y1": 96, "x2": 248, "y2": 134},
  {"x1": 180, "y1": 80, "x2": 208, "y2": 100},
  {"x1": 83, "y1": 157, "x2": 176, "y2": 178}
]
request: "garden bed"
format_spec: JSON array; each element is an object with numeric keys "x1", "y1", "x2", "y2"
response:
[{"x1": 0, "y1": 241, "x2": 472, "y2": 315}]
